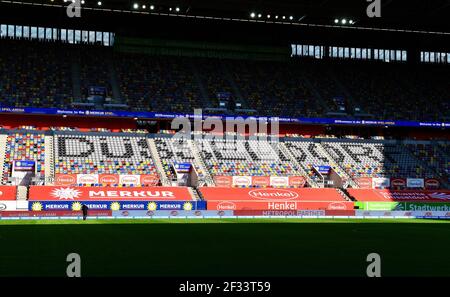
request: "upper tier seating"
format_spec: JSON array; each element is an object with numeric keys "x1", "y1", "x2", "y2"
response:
[
  {"x1": 0, "y1": 40, "x2": 73, "y2": 108},
  {"x1": 115, "y1": 53, "x2": 203, "y2": 113},
  {"x1": 195, "y1": 138, "x2": 299, "y2": 176},
  {"x1": 1, "y1": 39, "x2": 448, "y2": 122},
  {"x1": 54, "y1": 134, "x2": 158, "y2": 176}
]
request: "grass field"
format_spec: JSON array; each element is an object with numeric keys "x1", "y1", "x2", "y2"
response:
[{"x1": 0, "y1": 218, "x2": 449, "y2": 277}]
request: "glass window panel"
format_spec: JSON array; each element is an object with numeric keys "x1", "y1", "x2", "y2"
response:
[
  {"x1": 0, "y1": 24, "x2": 6, "y2": 37},
  {"x1": 67, "y1": 29, "x2": 74, "y2": 43},
  {"x1": 45, "y1": 28, "x2": 52, "y2": 40},
  {"x1": 103, "y1": 32, "x2": 109, "y2": 46},
  {"x1": 30, "y1": 27, "x2": 37, "y2": 38},
  {"x1": 15, "y1": 26, "x2": 22, "y2": 38},
  {"x1": 8, "y1": 25, "x2": 14, "y2": 37},
  {"x1": 96, "y1": 31, "x2": 102, "y2": 42},
  {"x1": 88, "y1": 31, "x2": 95, "y2": 43},
  {"x1": 38, "y1": 27, "x2": 45, "y2": 39},
  {"x1": 314, "y1": 46, "x2": 320, "y2": 58},
  {"x1": 61, "y1": 29, "x2": 67, "y2": 41},
  {"x1": 430, "y1": 52, "x2": 435, "y2": 62},
  {"x1": 361, "y1": 49, "x2": 367, "y2": 59},
  {"x1": 23, "y1": 26, "x2": 29, "y2": 38},
  {"x1": 402, "y1": 51, "x2": 407, "y2": 61},
  {"x1": 74, "y1": 30, "x2": 81, "y2": 43},
  {"x1": 81, "y1": 31, "x2": 88, "y2": 43},
  {"x1": 53, "y1": 28, "x2": 58, "y2": 40}
]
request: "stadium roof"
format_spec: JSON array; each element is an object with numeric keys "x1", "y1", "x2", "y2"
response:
[{"x1": 1, "y1": 0, "x2": 449, "y2": 33}]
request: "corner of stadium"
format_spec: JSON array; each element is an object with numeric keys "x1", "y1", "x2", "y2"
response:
[{"x1": 0, "y1": 0, "x2": 449, "y2": 284}]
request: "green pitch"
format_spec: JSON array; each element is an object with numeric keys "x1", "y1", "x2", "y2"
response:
[{"x1": 0, "y1": 218, "x2": 449, "y2": 277}]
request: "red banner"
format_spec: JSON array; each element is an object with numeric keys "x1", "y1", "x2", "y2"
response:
[
  {"x1": 29, "y1": 186, "x2": 193, "y2": 201},
  {"x1": 207, "y1": 200, "x2": 354, "y2": 211},
  {"x1": 0, "y1": 186, "x2": 17, "y2": 201},
  {"x1": 200, "y1": 187, "x2": 347, "y2": 202},
  {"x1": 348, "y1": 189, "x2": 450, "y2": 202}
]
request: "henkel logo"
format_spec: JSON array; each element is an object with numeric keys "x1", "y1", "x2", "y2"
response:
[
  {"x1": 141, "y1": 175, "x2": 158, "y2": 185},
  {"x1": 289, "y1": 177, "x2": 306, "y2": 187},
  {"x1": 0, "y1": 190, "x2": 3, "y2": 197},
  {"x1": 270, "y1": 177, "x2": 288, "y2": 186},
  {"x1": 56, "y1": 175, "x2": 76, "y2": 185},
  {"x1": 357, "y1": 178, "x2": 372, "y2": 188},
  {"x1": 248, "y1": 189, "x2": 298, "y2": 200},
  {"x1": 217, "y1": 201, "x2": 236, "y2": 210},
  {"x1": 79, "y1": 175, "x2": 97, "y2": 184},
  {"x1": 425, "y1": 179, "x2": 439, "y2": 187},
  {"x1": 100, "y1": 175, "x2": 119, "y2": 184},
  {"x1": 328, "y1": 202, "x2": 347, "y2": 210},
  {"x1": 252, "y1": 177, "x2": 269, "y2": 186},
  {"x1": 391, "y1": 179, "x2": 406, "y2": 187},
  {"x1": 121, "y1": 176, "x2": 139, "y2": 184},
  {"x1": 234, "y1": 177, "x2": 251, "y2": 186},
  {"x1": 215, "y1": 177, "x2": 232, "y2": 187},
  {"x1": 267, "y1": 201, "x2": 297, "y2": 210}
]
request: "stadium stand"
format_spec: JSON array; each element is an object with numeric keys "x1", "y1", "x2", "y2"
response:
[
  {"x1": 0, "y1": 40, "x2": 73, "y2": 108},
  {"x1": 321, "y1": 140, "x2": 435, "y2": 179},
  {"x1": 0, "y1": 40, "x2": 448, "y2": 121},
  {"x1": 283, "y1": 140, "x2": 346, "y2": 182},
  {"x1": 115, "y1": 53, "x2": 204, "y2": 112},
  {"x1": 194, "y1": 137, "x2": 300, "y2": 177},
  {"x1": 152, "y1": 136, "x2": 205, "y2": 180},
  {"x1": 54, "y1": 134, "x2": 158, "y2": 177},
  {"x1": 1, "y1": 132, "x2": 46, "y2": 183}
]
